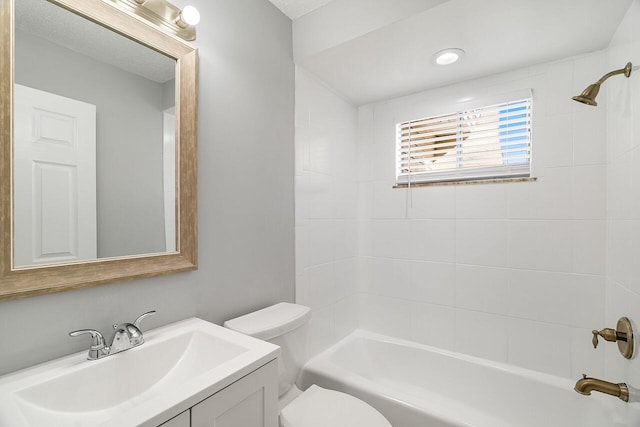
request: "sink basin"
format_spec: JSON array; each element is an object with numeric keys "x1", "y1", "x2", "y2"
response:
[{"x1": 0, "y1": 318, "x2": 279, "y2": 427}]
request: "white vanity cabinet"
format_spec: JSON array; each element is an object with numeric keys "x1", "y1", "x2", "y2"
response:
[
  {"x1": 157, "y1": 359, "x2": 278, "y2": 427},
  {"x1": 191, "y1": 359, "x2": 278, "y2": 427}
]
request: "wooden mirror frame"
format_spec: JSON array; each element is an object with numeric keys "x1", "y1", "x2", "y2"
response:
[{"x1": 0, "y1": 0, "x2": 198, "y2": 301}]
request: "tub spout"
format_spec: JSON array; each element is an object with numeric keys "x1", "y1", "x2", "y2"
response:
[{"x1": 575, "y1": 374, "x2": 629, "y2": 402}]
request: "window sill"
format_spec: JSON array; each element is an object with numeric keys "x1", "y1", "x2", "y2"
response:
[{"x1": 393, "y1": 176, "x2": 537, "y2": 189}]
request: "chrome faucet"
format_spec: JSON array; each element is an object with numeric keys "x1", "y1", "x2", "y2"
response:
[
  {"x1": 69, "y1": 310, "x2": 156, "y2": 360},
  {"x1": 575, "y1": 374, "x2": 629, "y2": 402}
]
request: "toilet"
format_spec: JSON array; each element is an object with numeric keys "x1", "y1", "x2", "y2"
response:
[{"x1": 224, "y1": 303, "x2": 391, "y2": 427}]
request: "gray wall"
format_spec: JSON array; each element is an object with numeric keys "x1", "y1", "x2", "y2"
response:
[
  {"x1": 15, "y1": 30, "x2": 167, "y2": 258},
  {"x1": 0, "y1": 0, "x2": 294, "y2": 376},
  {"x1": 162, "y1": 79, "x2": 176, "y2": 111}
]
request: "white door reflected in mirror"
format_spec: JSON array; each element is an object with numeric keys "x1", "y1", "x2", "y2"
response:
[{"x1": 13, "y1": 84, "x2": 97, "y2": 268}]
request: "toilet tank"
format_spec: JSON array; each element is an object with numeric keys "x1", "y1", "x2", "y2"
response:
[{"x1": 224, "y1": 303, "x2": 311, "y2": 397}]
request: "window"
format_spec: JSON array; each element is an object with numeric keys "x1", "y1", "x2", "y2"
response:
[{"x1": 396, "y1": 97, "x2": 532, "y2": 185}]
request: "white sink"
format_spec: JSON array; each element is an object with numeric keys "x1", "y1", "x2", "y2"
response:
[{"x1": 0, "y1": 318, "x2": 279, "y2": 427}]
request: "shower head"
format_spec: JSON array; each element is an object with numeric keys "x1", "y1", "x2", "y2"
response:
[
  {"x1": 572, "y1": 62, "x2": 632, "y2": 107},
  {"x1": 572, "y1": 83, "x2": 601, "y2": 106}
]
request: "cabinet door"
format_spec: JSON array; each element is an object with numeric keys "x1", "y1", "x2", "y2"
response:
[
  {"x1": 192, "y1": 360, "x2": 278, "y2": 427},
  {"x1": 159, "y1": 410, "x2": 190, "y2": 427}
]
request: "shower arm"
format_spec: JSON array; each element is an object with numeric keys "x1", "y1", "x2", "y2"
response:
[{"x1": 595, "y1": 62, "x2": 632, "y2": 85}]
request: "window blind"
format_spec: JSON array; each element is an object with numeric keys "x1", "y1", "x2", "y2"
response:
[{"x1": 396, "y1": 98, "x2": 532, "y2": 184}]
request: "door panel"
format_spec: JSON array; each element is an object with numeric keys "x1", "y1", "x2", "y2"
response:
[{"x1": 13, "y1": 84, "x2": 97, "y2": 267}]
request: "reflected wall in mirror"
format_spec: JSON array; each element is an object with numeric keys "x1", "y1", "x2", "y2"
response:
[{"x1": 0, "y1": 0, "x2": 198, "y2": 300}]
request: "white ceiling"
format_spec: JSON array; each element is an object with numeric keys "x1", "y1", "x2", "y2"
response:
[
  {"x1": 280, "y1": 0, "x2": 633, "y2": 105},
  {"x1": 18, "y1": 0, "x2": 634, "y2": 105},
  {"x1": 268, "y1": 0, "x2": 335, "y2": 20}
]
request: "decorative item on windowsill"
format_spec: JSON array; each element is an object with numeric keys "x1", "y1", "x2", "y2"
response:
[{"x1": 105, "y1": 0, "x2": 201, "y2": 41}]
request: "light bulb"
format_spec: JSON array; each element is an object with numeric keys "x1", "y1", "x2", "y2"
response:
[
  {"x1": 180, "y1": 5, "x2": 200, "y2": 26},
  {"x1": 436, "y1": 52, "x2": 458, "y2": 65}
]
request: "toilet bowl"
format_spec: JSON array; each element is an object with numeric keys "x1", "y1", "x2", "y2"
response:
[{"x1": 224, "y1": 303, "x2": 391, "y2": 427}]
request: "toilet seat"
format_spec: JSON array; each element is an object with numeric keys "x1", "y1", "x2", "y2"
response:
[{"x1": 280, "y1": 385, "x2": 391, "y2": 427}]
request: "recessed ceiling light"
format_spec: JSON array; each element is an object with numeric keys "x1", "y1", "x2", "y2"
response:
[{"x1": 433, "y1": 48, "x2": 465, "y2": 66}]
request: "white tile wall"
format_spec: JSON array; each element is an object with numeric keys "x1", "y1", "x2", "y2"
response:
[
  {"x1": 569, "y1": 274, "x2": 606, "y2": 329},
  {"x1": 606, "y1": 0, "x2": 640, "y2": 402},
  {"x1": 455, "y1": 184, "x2": 508, "y2": 219},
  {"x1": 370, "y1": 257, "x2": 413, "y2": 299},
  {"x1": 456, "y1": 220, "x2": 509, "y2": 267},
  {"x1": 359, "y1": 294, "x2": 412, "y2": 340},
  {"x1": 295, "y1": 1, "x2": 640, "y2": 388},
  {"x1": 410, "y1": 220, "x2": 456, "y2": 262},
  {"x1": 537, "y1": 113, "x2": 573, "y2": 168},
  {"x1": 408, "y1": 185, "x2": 456, "y2": 219},
  {"x1": 507, "y1": 318, "x2": 572, "y2": 378},
  {"x1": 410, "y1": 302, "x2": 456, "y2": 350},
  {"x1": 455, "y1": 265, "x2": 509, "y2": 315},
  {"x1": 573, "y1": 109, "x2": 607, "y2": 166},
  {"x1": 572, "y1": 165, "x2": 607, "y2": 220},
  {"x1": 372, "y1": 220, "x2": 412, "y2": 259},
  {"x1": 571, "y1": 221, "x2": 606, "y2": 275},
  {"x1": 410, "y1": 261, "x2": 456, "y2": 306},
  {"x1": 455, "y1": 309, "x2": 508, "y2": 362},
  {"x1": 508, "y1": 221, "x2": 572, "y2": 272},
  {"x1": 354, "y1": 50, "x2": 610, "y2": 379},
  {"x1": 508, "y1": 168, "x2": 573, "y2": 219},
  {"x1": 295, "y1": 67, "x2": 360, "y2": 358}
]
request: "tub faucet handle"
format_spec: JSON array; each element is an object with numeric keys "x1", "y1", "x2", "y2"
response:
[
  {"x1": 592, "y1": 328, "x2": 618, "y2": 348},
  {"x1": 591, "y1": 317, "x2": 634, "y2": 359}
]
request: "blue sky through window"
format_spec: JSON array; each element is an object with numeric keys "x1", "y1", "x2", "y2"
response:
[{"x1": 499, "y1": 100, "x2": 530, "y2": 165}]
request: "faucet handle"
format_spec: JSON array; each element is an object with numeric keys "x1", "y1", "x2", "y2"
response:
[
  {"x1": 591, "y1": 317, "x2": 634, "y2": 359},
  {"x1": 133, "y1": 310, "x2": 157, "y2": 330},
  {"x1": 69, "y1": 329, "x2": 106, "y2": 348},
  {"x1": 69, "y1": 329, "x2": 108, "y2": 360},
  {"x1": 592, "y1": 328, "x2": 618, "y2": 348}
]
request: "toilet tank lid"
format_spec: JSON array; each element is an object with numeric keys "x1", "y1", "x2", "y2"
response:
[{"x1": 224, "y1": 303, "x2": 311, "y2": 340}]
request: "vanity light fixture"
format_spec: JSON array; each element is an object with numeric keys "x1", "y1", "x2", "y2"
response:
[
  {"x1": 432, "y1": 48, "x2": 465, "y2": 66},
  {"x1": 572, "y1": 62, "x2": 632, "y2": 106},
  {"x1": 106, "y1": 0, "x2": 200, "y2": 41}
]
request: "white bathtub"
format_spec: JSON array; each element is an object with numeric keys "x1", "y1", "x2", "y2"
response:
[{"x1": 298, "y1": 330, "x2": 639, "y2": 427}]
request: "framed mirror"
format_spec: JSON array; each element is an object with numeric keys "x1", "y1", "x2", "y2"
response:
[{"x1": 0, "y1": 0, "x2": 198, "y2": 301}]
